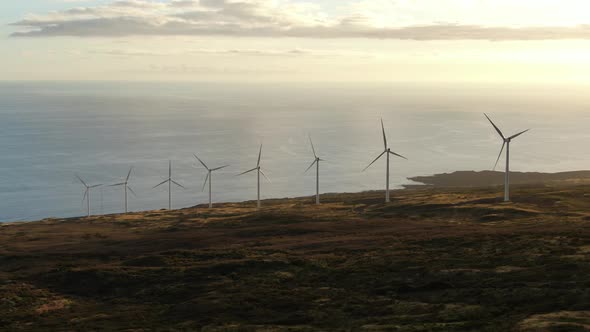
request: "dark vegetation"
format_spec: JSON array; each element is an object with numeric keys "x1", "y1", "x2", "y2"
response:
[{"x1": 3, "y1": 181, "x2": 590, "y2": 331}]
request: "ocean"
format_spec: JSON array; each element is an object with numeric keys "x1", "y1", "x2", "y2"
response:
[{"x1": 1, "y1": 81, "x2": 590, "y2": 222}]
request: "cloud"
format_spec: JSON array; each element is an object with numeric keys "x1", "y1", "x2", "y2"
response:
[
  {"x1": 90, "y1": 47, "x2": 316, "y2": 56},
  {"x1": 88, "y1": 47, "x2": 371, "y2": 58},
  {"x1": 11, "y1": 0, "x2": 590, "y2": 40}
]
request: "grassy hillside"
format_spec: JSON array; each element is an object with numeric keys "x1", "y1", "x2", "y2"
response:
[{"x1": 2, "y1": 184, "x2": 590, "y2": 331}]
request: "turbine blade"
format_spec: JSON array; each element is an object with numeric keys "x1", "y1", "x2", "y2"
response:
[
  {"x1": 82, "y1": 189, "x2": 88, "y2": 203},
  {"x1": 110, "y1": 183, "x2": 126, "y2": 187},
  {"x1": 126, "y1": 167, "x2": 133, "y2": 182},
  {"x1": 90, "y1": 184, "x2": 102, "y2": 188},
  {"x1": 153, "y1": 179, "x2": 169, "y2": 189},
  {"x1": 484, "y1": 113, "x2": 505, "y2": 139},
  {"x1": 169, "y1": 160, "x2": 172, "y2": 178},
  {"x1": 309, "y1": 135, "x2": 317, "y2": 158},
  {"x1": 238, "y1": 167, "x2": 258, "y2": 176},
  {"x1": 389, "y1": 151, "x2": 408, "y2": 160},
  {"x1": 509, "y1": 129, "x2": 531, "y2": 140},
  {"x1": 363, "y1": 151, "x2": 386, "y2": 172},
  {"x1": 381, "y1": 118, "x2": 387, "y2": 149},
  {"x1": 76, "y1": 175, "x2": 88, "y2": 187},
  {"x1": 493, "y1": 141, "x2": 506, "y2": 170},
  {"x1": 260, "y1": 169, "x2": 271, "y2": 183},
  {"x1": 193, "y1": 154, "x2": 209, "y2": 169},
  {"x1": 201, "y1": 172, "x2": 210, "y2": 192},
  {"x1": 305, "y1": 159, "x2": 318, "y2": 173},
  {"x1": 171, "y1": 180, "x2": 186, "y2": 189},
  {"x1": 257, "y1": 144, "x2": 262, "y2": 167},
  {"x1": 128, "y1": 186, "x2": 138, "y2": 197},
  {"x1": 211, "y1": 165, "x2": 230, "y2": 171}
]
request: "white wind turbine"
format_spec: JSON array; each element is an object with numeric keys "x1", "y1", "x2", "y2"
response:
[
  {"x1": 153, "y1": 161, "x2": 186, "y2": 210},
  {"x1": 76, "y1": 175, "x2": 102, "y2": 217},
  {"x1": 238, "y1": 144, "x2": 270, "y2": 209},
  {"x1": 363, "y1": 118, "x2": 408, "y2": 203},
  {"x1": 194, "y1": 154, "x2": 229, "y2": 209},
  {"x1": 305, "y1": 135, "x2": 325, "y2": 205},
  {"x1": 484, "y1": 113, "x2": 530, "y2": 202},
  {"x1": 110, "y1": 167, "x2": 137, "y2": 213}
]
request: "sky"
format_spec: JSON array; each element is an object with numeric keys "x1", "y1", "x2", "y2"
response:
[{"x1": 3, "y1": 0, "x2": 590, "y2": 82}]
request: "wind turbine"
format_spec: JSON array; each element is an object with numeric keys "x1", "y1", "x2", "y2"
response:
[
  {"x1": 238, "y1": 144, "x2": 270, "y2": 209},
  {"x1": 194, "y1": 154, "x2": 229, "y2": 209},
  {"x1": 76, "y1": 175, "x2": 102, "y2": 217},
  {"x1": 110, "y1": 167, "x2": 137, "y2": 213},
  {"x1": 305, "y1": 135, "x2": 324, "y2": 205},
  {"x1": 363, "y1": 118, "x2": 408, "y2": 203},
  {"x1": 484, "y1": 113, "x2": 530, "y2": 202},
  {"x1": 153, "y1": 161, "x2": 186, "y2": 210}
]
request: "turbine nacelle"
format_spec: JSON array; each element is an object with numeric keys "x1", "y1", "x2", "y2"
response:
[
  {"x1": 484, "y1": 113, "x2": 531, "y2": 202},
  {"x1": 110, "y1": 167, "x2": 136, "y2": 213},
  {"x1": 238, "y1": 144, "x2": 269, "y2": 209},
  {"x1": 364, "y1": 118, "x2": 408, "y2": 203},
  {"x1": 153, "y1": 161, "x2": 185, "y2": 210},
  {"x1": 305, "y1": 136, "x2": 324, "y2": 174},
  {"x1": 194, "y1": 153, "x2": 230, "y2": 208},
  {"x1": 76, "y1": 175, "x2": 102, "y2": 216},
  {"x1": 306, "y1": 135, "x2": 324, "y2": 205},
  {"x1": 485, "y1": 113, "x2": 530, "y2": 171}
]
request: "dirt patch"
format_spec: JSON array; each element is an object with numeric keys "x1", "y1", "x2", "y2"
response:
[{"x1": 517, "y1": 311, "x2": 590, "y2": 331}]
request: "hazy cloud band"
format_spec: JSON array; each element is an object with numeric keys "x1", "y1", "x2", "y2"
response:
[
  {"x1": 10, "y1": 0, "x2": 590, "y2": 40},
  {"x1": 11, "y1": 20, "x2": 590, "y2": 40}
]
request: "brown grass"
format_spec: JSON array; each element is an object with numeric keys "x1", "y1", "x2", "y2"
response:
[{"x1": 2, "y1": 184, "x2": 590, "y2": 330}]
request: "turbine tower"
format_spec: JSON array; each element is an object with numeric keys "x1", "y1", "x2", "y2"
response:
[
  {"x1": 76, "y1": 175, "x2": 102, "y2": 217},
  {"x1": 238, "y1": 144, "x2": 270, "y2": 209},
  {"x1": 305, "y1": 135, "x2": 324, "y2": 205},
  {"x1": 484, "y1": 113, "x2": 530, "y2": 202},
  {"x1": 363, "y1": 118, "x2": 408, "y2": 203},
  {"x1": 153, "y1": 161, "x2": 186, "y2": 210},
  {"x1": 110, "y1": 167, "x2": 137, "y2": 213},
  {"x1": 194, "y1": 154, "x2": 229, "y2": 209}
]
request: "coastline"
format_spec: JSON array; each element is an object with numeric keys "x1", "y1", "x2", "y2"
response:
[
  {"x1": 405, "y1": 170, "x2": 590, "y2": 188},
  {"x1": 5, "y1": 170, "x2": 590, "y2": 224}
]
